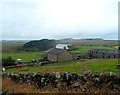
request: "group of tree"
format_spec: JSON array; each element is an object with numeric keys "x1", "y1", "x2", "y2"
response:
[
  {"x1": 68, "y1": 45, "x2": 78, "y2": 51},
  {"x1": 2, "y1": 57, "x2": 16, "y2": 66},
  {"x1": 23, "y1": 39, "x2": 56, "y2": 51}
]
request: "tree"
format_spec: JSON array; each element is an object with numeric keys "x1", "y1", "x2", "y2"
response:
[
  {"x1": 2, "y1": 57, "x2": 16, "y2": 66},
  {"x1": 23, "y1": 39, "x2": 56, "y2": 51}
]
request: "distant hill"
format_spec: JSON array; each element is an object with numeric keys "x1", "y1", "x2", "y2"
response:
[
  {"x1": 2, "y1": 39, "x2": 118, "y2": 53},
  {"x1": 81, "y1": 38, "x2": 103, "y2": 40},
  {"x1": 2, "y1": 40, "x2": 29, "y2": 53},
  {"x1": 23, "y1": 39, "x2": 56, "y2": 51},
  {"x1": 57, "y1": 39, "x2": 118, "y2": 46}
]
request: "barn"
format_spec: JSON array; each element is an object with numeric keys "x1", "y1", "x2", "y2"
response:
[
  {"x1": 47, "y1": 47, "x2": 73, "y2": 62},
  {"x1": 73, "y1": 53, "x2": 89, "y2": 60},
  {"x1": 56, "y1": 44, "x2": 70, "y2": 49},
  {"x1": 89, "y1": 49, "x2": 120, "y2": 58}
]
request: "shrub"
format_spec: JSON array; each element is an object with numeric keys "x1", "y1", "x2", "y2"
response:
[{"x1": 2, "y1": 57, "x2": 16, "y2": 66}]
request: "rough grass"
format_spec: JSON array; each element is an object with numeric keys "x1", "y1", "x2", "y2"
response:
[
  {"x1": 3, "y1": 77, "x2": 120, "y2": 94},
  {"x1": 2, "y1": 52, "x2": 43, "y2": 63},
  {"x1": 70, "y1": 46, "x2": 116, "y2": 53},
  {"x1": 6, "y1": 59, "x2": 119, "y2": 74},
  {"x1": 2, "y1": 40, "x2": 29, "y2": 52}
]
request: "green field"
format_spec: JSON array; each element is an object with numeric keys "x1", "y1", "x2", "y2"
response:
[
  {"x1": 2, "y1": 40, "x2": 44, "y2": 62},
  {"x1": 6, "y1": 59, "x2": 119, "y2": 74},
  {"x1": 2, "y1": 42, "x2": 117, "y2": 63},
  {"x1": 59, "y1": 39, "x2": 118, "y2": 46},
  {"x1": 70, "y1": 45, "x2": 116, "y2": 53},
  {"x1": 2, "y1": 52, "x2": 43, "y2": 62},
  {"x1": 2, "y1": 45, "x2": 117, "y2": 64},
  {"x1": 2, "y1": 40, "x2": 119, "y2": 74},
  {"x1": 2, "y1": 40, "x2": 28, "y2": 53}
]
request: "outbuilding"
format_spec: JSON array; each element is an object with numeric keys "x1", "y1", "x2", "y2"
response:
[
  {"x1": 47, "y1": 48, "x2": 73, "y2": 62},
  {"x1": 89, "y1": 49, "x2": 120, "y2": 58}
]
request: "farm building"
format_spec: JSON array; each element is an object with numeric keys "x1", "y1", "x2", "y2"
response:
[
  {"x1": 73, "y1": 53, "x2": 89, "y2": 60},
  {"x1": 47, "y1": 47, "x2": 73, "y2": 62},
  {"x1": 55, "y1": 44, "x2": 71, "y2": 49},
  {"x1": 89, "y1": 49, "x2": 120, "y2": 58}
]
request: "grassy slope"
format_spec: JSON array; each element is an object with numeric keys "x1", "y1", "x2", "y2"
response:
[
  {"x1": 70, "y1": 46, "x2": 116, "y2": 53},
  {"x1": 59, "y1": 39, "x2": 118, "y2": 46},
  {"x1": 2, "y1": 45, "x2": 116, "y2": 62},
  {"x1": 2, "y1": 40, "x2": 28, "y2": 53},
  {"x1": 2, "y1": 52, "x2": 43, "y2": 62},
  {"x1": 2, "y1": 40, "x2": 44, "y2": 62},
  {"x1": 2, "y1": 40, "x2": 119, "y2": 73},
  {"x1": 6, "y1": 59, "x2": 119, "y2": 73}
]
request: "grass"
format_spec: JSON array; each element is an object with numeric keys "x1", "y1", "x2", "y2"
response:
[
  {"x1": 2, "y1": 40, "x2": 44, "y2": 62},
  {"x1": 2, "y1": 41, "x2": 119, "y2": 73},
  {"x1": 2, "y1": 45, "x2": 116, "y2": 62},
  {"x1": 2, "y1": 52, "x2": 44, "y2": 63},
  {"x1": 6, "y1": 59, "x2": 119, "y2": 74},
  {"x1": 70, "y1": 45, "x2": 116, "y2": 53},
  {"x1": 3, "y1": 77, "x2": 118, "y2": 93},
  {"x1": 82, "y1": 59, "x2": 118, "y2": 72},
  {"x1": 2, "y1": 40, "x2": 28, "y2": 53}
]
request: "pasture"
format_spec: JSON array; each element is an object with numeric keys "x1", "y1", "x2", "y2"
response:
[
  {"x1": 2, "y1": 52, "x2": 43, "y2": 63},
  {"x1": 70, "y1": 45, "x2": 117, "y2": 53},
  {"x1": 6, "y1": 59, "x2": 119, "y2": 73},
  {"x1": 2, "y1": 40, "x2": 120, "y2": 93},
  {"x1": 59, "y1": 39, "x2": 118, "y2": 46},
  {"x1": 2, "y1": 40, "x2": 28, "y2": 53},
  {"x1": 2, "y1": 40, "x2": 44, "y2": 63},
  {"x1": 2, "y1": 45, "x2": 116, "y2": 62},
  {"x1": 2, "y1": 40, "x2": 119, "y2": 73}
]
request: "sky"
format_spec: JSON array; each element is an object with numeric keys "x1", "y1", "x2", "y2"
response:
[{"x1": 1, "y1": 0, "x2": 119, "y2": 40}]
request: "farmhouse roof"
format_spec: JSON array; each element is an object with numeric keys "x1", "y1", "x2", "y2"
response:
[
  {"x1": 90, "y1": 49, "x2": 119, "y2": 54},
  {"x1": 48, "y1": 48, "x2": 65, "y2": 55},
  {"x1": 56, "y1": 44, "x2": 71, "y2": 49}
]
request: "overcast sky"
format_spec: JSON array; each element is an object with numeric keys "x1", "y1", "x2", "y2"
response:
[{"x1": 1, "y1": 0, "x2": 119, "y2": 40}]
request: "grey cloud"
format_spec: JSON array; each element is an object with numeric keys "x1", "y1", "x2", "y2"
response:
[{"x1": 1, "y1": 0, "x2": 118, "y2": 40}]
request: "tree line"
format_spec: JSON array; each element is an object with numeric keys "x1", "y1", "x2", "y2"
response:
[{"x1": 23, "y1": 39, "x2": 56, "y2": 51}]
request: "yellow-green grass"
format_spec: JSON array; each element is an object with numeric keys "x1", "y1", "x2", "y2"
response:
[
  {"x1": 6, "y1": 59, "x2": 119, "y2": 74},
  {"x1": 70, "y1": 46, "x2": 116, "y2": 53},
  {"x1": 2, "y1": 52, "x2": 44, "y2": 63}
]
